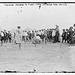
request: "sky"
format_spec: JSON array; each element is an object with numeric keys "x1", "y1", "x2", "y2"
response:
[{"x1": 0, "y1": 1, "x2": 75, "y2": 34}]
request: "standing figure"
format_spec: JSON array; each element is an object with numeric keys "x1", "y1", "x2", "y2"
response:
[
  {"x1": 61, "y1": 29, "x2": 67, "y2": 43},
  {"x1": 66, "y1": 29, "x2": 70, "y2": 43},
  {"x1": 40, "y1": 30, "x2": 45, "y2": 42},
  {"x1": 47, "y1": 29, "x2": 52, "y2": 42},
  {"x1": 28, "y1": 31, "x2": 32, "y2": 41},
  {"x1": 4, "y1": 30, "x2": 8, "y2": 43},
  {"x1": 52, "y1": 29, "x2": 56, "y2": 43},
  {"x1": 15, "y1": 26, "x2": 22, "y2": 49},
  {"x1": 22, "y1": 30, "x2": 25, "y2": 42},
  {"x1": 68, "y1": 27, "x2": 74, "y2": 44},
  {"x1": 0, "y1": 31, "x2": 4, "y2": 46},
  {"x1": 71, "y1": 29, "x2": 75, "y2": 44},
  {"x1": 8, "y1": 31, "x2": 12, "y2": 43},
  {"x1": 55, "y1": 25, "x2": 60, "y2": 42},
  {"x1": 44, "y1": 29, "x2": 48, "y2": 44}
]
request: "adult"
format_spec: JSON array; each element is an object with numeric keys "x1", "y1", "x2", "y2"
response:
[
  {"x1": 15, "y1": 26, "x2": 22, "y2": 49},
  {"x1": 55, "y1": 25, "x2": 60, "y2": 42},
  {"x1": 61, "y1": 29, "x2": 67, "y2": 43},
  {"x1": 52, "y1": 29, "x2": 56, "y2": 43},
  {"x1": 4, "y1": 30, "x2": 8, "y2": 43},
  {"x1": 22, "y1": 30, "x2": 25, "y2": 42},
  {"x1": 0, "y1": 31, "x2": 4, "y2": 46},
  {"x1": 44, "y1": 29, "x2": 48, "y2": 44},
  {"x1": 47, "y1": 29, "x2": 52, "y2": 42},
  {"x1": 8, "y1": 31, "x2": 12, "y2": 43}
]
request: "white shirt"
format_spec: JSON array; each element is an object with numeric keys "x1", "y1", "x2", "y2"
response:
[
  {"x1": 52, "y1": 30, "x2": 56, "y2": 36},
  {"x1": 38, "y1": 31, "x2": 41, "y2": 35},
  {"x1": 1, "y1": 32, "x2": 4, "y2": 37}
]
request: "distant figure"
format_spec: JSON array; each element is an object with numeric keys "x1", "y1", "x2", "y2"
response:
[
  {"x1": 40, "y1": 30, "x2": 45, "y2": 42},
  {"x1": 44, "y1": 29, "x2": 48, "y2": 44},
  {"x1": 39, "y1": 5, "x2": 41, "y2": 9},
  {"x1": 4, "y1": 30, "x2": 8, "y2": 43},
  {"x1": 22, "y1": 30, "x2": 28, "y2": 42},
  {"x1": 61, "y1": 29, "x2": 67, "y2": 43},
  {"x1": 73, "y1": 24, "x2": 75, "y2": 30},
  {"x1": 32, "y1": 35, "x2": 42, "y2": 47},
  {"x1": 68, "y1": 26, "x2": 74, "y2": 44},
  {"x1": 52, "y1": 29, "x2": 56, "y2": 43},
  {"x1": 28, "y1": 31, "x2": 32, "y2": 41},
  {"x1": 0, "y1": 31, "x2": 4, "y2": 46},
  {"x1": 55, "y1": 25, "x2": 60, "y2": 43},
  {"x1": 47, "y1": 29, "x2": 52, "y2": 42},
  {"x1": 22, "y1": 30, "x2": 25, "y2": 42},
  {"x1": 66, "y1": 29, "x2": 70, "y2": 43},
  {"x1": 15, "y1": 26, "x2": 22, "y2": 49},
  {"x1": 7, "y1": 31, "x2": 12, "y2": 43},
  {"x1": 71, "y1": 29, "x2": 75, "y2": 44}
]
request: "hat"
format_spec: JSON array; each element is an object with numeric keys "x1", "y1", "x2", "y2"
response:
[
  {"x1": 73, "y1": 24, "x2": 75, "y2": 27},
  {"x1": 17, "y1": 26, "x2": 21, "y2": 29}
]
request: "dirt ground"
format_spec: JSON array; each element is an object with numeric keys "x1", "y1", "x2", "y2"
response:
[{"x1": 0, "y1": 42, "x2": 75, "y2": 73}]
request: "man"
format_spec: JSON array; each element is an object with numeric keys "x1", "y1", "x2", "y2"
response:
[
  {"x1": 22, "y1": 30, "x2": 25, "y2": 42},
  {"x1": 0, "y1": 31, "x2": 4, "y2": 46},
  {"x1": 73, "y1": 24, "x2": 75, "y2": 30},
  {"x1": 8, "y1": 31, "x2": 12, "y2": 43},
  {"x1": 55, "y1": 25, "x2": 60, "y2": 42},
  {"x1": 71, "y1": 29, "x2": 75, "y2": 44},
  {"x1": 52, "y1": 29, "x2": 56, "y2": 43},
  {"x1": 61, "y1": 29, "x2": 67, "y2": 43},
  {"x1": 4, "y1": 30, "x2": 8, "y2": 43},
  {"x1": 68, "y1": 26, "x2": 74, "y2": 44},
  {"x1": 40, "y1": 29, "x2": 45, "y2": 42},
  {"x1": 31, "y1": 31, "x2": 35, "y2": 38},
  {"x1": 47, "y1": 29, "x2": 52, "y2": 42},
  {"x1": 66, "y1": 29, "x2": 70, "y2": 43},
  {"x1": 27, "y1": 31, "x2": 31, "y2": 41},
  {"x1": 44, "y1": 29, "x2": 48, "y2": 44}
]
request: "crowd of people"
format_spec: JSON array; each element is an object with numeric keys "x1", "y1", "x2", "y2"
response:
[
  {"x1": 0, "y1": 30, "x2": 12, "y2": 45},
  {"x1": 0, "y1": 24, "x2": 75, "y2": 49},
  {"x1": 61, "y1": 24, "x2": 75, "y2": 44}
]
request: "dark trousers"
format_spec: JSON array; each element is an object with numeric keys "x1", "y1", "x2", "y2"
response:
[
  {"x1": 62, "y1": 37, "x2": 67, "y2": 43},
  {"x1": 22, "y1": 36, "x2": 25, "y2": 41},
  {"x1": 8, "y1": 38, "x2": 11, "y2": 43},
  {"x1": 1, "y1": 37, "x2": 4, "y2": 45},
  {"x1": 53, "y1": 36, "x2": 60, "y2": 43},
  {"x1": 4, "y1": 36, "x2": 8, "y2": 43}
]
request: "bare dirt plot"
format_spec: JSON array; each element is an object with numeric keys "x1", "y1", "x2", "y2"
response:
[{"x1": 0, "y1": 42, "x2": 74, "y2": 73}]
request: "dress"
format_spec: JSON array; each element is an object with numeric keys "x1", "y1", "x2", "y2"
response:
[{"x1": 15, "y1": 29, "x2": 22, "y2": 43}]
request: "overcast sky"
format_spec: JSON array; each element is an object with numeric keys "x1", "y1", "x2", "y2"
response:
[{"x1": 0, "y1": 1, "x2": 75, "y2": 33}]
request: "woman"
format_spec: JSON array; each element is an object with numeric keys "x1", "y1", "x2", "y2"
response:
[{"x1": 15, "y1": 26, "x2": 22, "y2": 49}]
